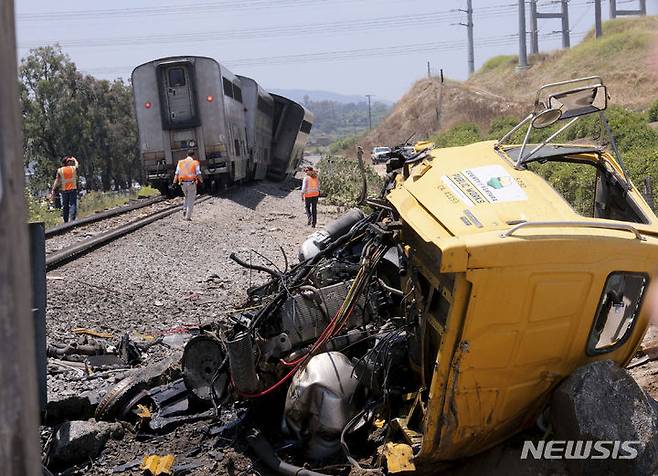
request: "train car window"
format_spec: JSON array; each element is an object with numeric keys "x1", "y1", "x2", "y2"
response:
[
  {"x1": 300, "y1": 120, "x2": 312, "y2": 134},
  {"x1": 234, "y1": 139, "x2": 241, "y2": 156},
  {"x1": 587, "y1": 272, "x2": 647, "y2": 355},
  {"x1": 233, "y1": 84, "x2": 243, "y2": 103},
  {"x1": 222, "y1": 77, "x2": 234, "y2": 98},
  {"x1": 168, "y1": 68, "x2": 186, "y2": 87}
]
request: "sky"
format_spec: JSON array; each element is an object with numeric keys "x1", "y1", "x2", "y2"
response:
[{"x1": 14, "y1": 0, "x2": 658, "y2": 102}]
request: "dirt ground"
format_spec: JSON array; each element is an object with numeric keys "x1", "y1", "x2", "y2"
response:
[
  {"x1": 43, "y1": 177, "x2": 658, "y2": 476},
  {"x1": 44, "y1": 179, "x2": 349, "y2": 475}
]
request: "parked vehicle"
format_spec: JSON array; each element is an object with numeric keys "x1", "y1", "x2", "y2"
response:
[{"x1": 370, "y1": 146, "x2": 391, "y2": 163}]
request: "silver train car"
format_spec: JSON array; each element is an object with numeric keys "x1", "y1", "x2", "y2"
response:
[
  {"x1": 237, "y1": 75, "x2": 274, "y2": 181},
  {"x1": 132, "y1": 56, "x2": 313, "y2": 193}
]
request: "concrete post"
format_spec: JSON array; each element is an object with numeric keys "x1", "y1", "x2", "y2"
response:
[
  {"x1": 529, "y1": 0, "x2": 539, "y2": 54},
  {"x1": 466, "y1": 0, "x2": 474, "y2": 76},
  {"x1": 518, "y1": 0, "x2": 529, "y2": 69},
  {"x1": 0, "y1": 0, "x2": 42, "y2": 474},
  {"x1": 561, "y1": 0, "x2": 570, "y2": 48}
]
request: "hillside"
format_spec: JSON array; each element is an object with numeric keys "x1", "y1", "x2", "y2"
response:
[{"x1": 356, "y1": 16, "x2": 658, "y2": 153}]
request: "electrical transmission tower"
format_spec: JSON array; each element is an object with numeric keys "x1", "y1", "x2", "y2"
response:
[
  {"x1": 610, "y1": 0, "x2": 646, "y2": 18},
  {"x1": 529, "y1": 0, "x2": 570, "y2": 54}
]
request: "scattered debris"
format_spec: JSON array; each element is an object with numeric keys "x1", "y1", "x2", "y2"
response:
[
  {"x1": 49, "y1": 420, "x2": 124, "y2": 468},
  {"x1": 382, "y1": 443, "x2": 415, "y2": 474},
  {"x1": 141, "y1": 454, "x2": 175, "y2": 476},
  {"x1": 45, "y1": 390, "x2": 100, "y2": 425}
]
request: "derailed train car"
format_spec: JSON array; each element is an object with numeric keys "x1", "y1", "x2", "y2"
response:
[
  {"x1": 98, "y1": 77, "x2": 658, "y2": 473},
  {"x1": 131, "y1": 56, "x2": 312, "y2": 193},
  {"x1": 238, "y1": 75, "x2": 274, "y2": 181},
  {"x1": 269, "y1": 94, "x2": 314, "y2": 181}
]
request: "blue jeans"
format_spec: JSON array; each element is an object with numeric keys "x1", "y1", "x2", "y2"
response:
[{"x1": 61, "y1": 190, "x2": 78, "y2": 222}]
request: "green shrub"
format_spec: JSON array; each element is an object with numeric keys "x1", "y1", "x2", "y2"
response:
[
  {"x1": 316, "y1": 154, "x2": 383, "y2": 206},
  {"x1": 328, "y1": 134, "x2": 362, "y2": 155},
  {"x1": 485, "y1": 116, "x2": 521, "y2": 140},
  {"x1": 477, "y1": 55, "x2": 517, "y2": 74},
  {"x1": 647, "y1": 99, "x2": 658, "y2": 123},
  {"x1": 138, "y1": 185, "x2": 161, "y2": 198},
  {"x1": 25, "y1": 188, "x2": 60, "y2": 227},
  {"x1": 430, "y1": 122, "x2": 482, "y2": 148}
]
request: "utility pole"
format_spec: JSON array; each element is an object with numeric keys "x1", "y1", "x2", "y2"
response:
[
  {"x1": 365, "y1": 94, "x2": 373, "y2": 130},
  {"x1": 458, "y1": 0, "x2": 475, "y2": 76},
  {"x1": 518, "y1": 0, "x2": 529, "y2": 69},
  {"x1": 610, "y1": 0, "x2": 646, "y2": 18},
  {"x1": 0, "y1": 0, "x2": 42, "y2": 474},
  {"x1": 427, "y1": 61, "x2": 431, "y2": 78},
  {"x1": 561, "y1": 0, "x2": 570, "y2": 48},
  {"x1": 529, "y1": 0, "x2": 539, "y2": 54},
  {"x1": 595, "y1": 0, "x2": 602, "y2": 37}
]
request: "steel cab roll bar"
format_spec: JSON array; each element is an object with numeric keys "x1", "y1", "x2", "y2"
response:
[
  {"x1": 495, "y1": 76, "x2": 630, "y2": 185},
  {"x1": 500, "y1": 221, "x2": 646, "y2": 241}
]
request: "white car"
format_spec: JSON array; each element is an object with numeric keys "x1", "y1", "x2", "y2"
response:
[{"x1": 370, "y1": 146, "x2": 391, "y2": 163}]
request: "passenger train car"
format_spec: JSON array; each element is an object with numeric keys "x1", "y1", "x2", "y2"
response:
[
  {"x1": 269, "y1": 94, "x2": 314, "y2": 181},
  {"x1": 131, "y1": 56, "x2": 313, "y2": 193},
  {"x1": 237, "y1": 75, "x2": 274, "y2": 181}
]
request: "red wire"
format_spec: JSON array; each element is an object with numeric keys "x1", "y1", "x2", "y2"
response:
[{"x1": 241, "y1": 305, "x2": 356, "y2": 398}]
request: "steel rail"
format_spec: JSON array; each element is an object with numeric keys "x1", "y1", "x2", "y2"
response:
[
  {"x1": 46, "y1": 195, "x2": 211, "y2": 271},
  {"x1": 45, "y1": 195, "x2": 167, "y2": 238}
]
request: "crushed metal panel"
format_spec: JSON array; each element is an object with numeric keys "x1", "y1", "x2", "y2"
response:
[
  {"x1": 141, "y1": 454, "x2": 175, "y2": 475},
  {"x1": 382, "y1": 443, "x2": 416, "y2": 473}
]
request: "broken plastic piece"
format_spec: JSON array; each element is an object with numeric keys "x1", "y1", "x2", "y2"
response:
[
  {"x1": 71, "y1": 328, "x2": 114, "y2": 339},
  {"x1": 382, "y1": 443, "x2": 415, "y2": 473},
  {"x1": 141, "y1": 454, "x2": 175, "y2": 475}
]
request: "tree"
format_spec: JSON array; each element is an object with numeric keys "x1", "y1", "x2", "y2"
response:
[{"x1": 20, "y1": 45, "x2": 140, "y2": 193}]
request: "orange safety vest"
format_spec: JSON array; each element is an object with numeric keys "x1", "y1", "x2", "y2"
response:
[
  {"x1": 304, "y1": 175, "x2": 319, "y2": 198},
  {"x1": 58, "y1": 165, "x2": 77, "y2": 191},
  {"x1": 177, "y1": 157, "x2": 199, "y2": 183}
]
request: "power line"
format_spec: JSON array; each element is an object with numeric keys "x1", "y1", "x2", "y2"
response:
[
  {"x1": 17, "y1": 2, "x2": 530, "y2": 51},
  {"x1": 81, "y1": 31, "x2": 576, "y2": 77},
  {"x1": 16, "y1": 0, "x2": 431, "y2": 22},
  {"x1": 18, "y1": 10, "x2": 467, "y2": 49}
]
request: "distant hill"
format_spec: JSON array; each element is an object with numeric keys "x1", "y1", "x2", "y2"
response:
[
  {"x1": 355, "y1": 16, "x2": 658, "y2": 154},
  {"x1": 270, "y1": 88, "x2": 393, "y2": 106}
]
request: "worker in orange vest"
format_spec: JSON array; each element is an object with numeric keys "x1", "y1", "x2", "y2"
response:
[
  {"x1": 50, "y1": 156, "x2": 79, "y2": 223},
  {"x1": 301, "y1": 166, "x2": 320, "y2": 228},
  {"x1": 173, "y1": 150, "x2": 203, "y2": 221}
]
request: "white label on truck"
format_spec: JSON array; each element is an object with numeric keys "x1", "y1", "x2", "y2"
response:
[{"x1": 441, "y1": 165, "x2": 527, "y2": 206}]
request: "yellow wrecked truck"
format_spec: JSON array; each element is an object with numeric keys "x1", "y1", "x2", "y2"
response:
[{"x1": 386, "y1": 77, "x2": 657, "y2": 464}]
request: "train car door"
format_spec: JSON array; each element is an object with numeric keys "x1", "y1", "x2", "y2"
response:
[{"x1": 157, "y1": 63, "x2": 199, "y2": 130}]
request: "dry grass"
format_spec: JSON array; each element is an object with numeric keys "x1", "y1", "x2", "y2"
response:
[
  {"x1": 469, "y1": 16, "x2": 658, "y2": 109},
  {"x1": 347, "y1": 16, "x2": 658, "y2": 156}
]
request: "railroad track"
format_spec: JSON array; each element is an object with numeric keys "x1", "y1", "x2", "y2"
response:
[
  {"x1": 46, "y1": 195, "x2": 212, "y2": 271},
  {"x1": 45, "y1": 195, "x2": 166, "y2": 238}
]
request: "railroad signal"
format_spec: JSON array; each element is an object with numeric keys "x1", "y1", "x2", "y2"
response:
[{"x1": 144, "y1": 101, "x2": 152, "y2": 109}]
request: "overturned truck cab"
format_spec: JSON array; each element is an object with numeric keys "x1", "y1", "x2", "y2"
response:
[{"x1": 387, "y1": 78, "x2": 658, "y2": 464}]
